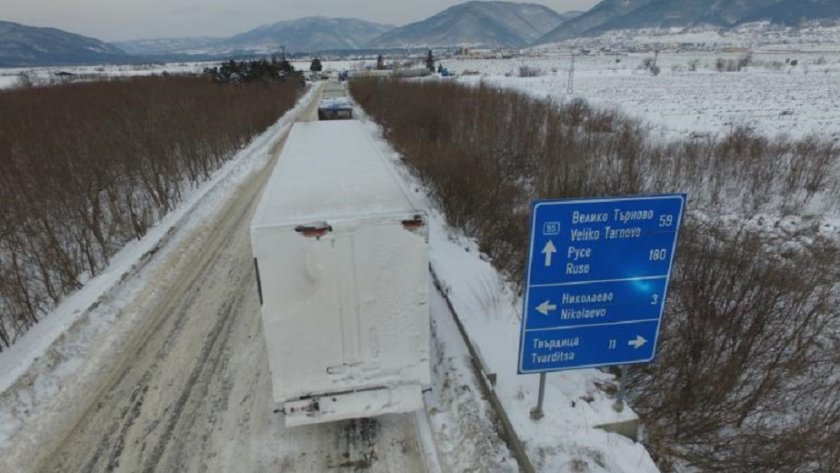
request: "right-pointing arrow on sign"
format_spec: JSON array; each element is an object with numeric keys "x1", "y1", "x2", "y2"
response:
[
  {"x1": 536, "y1": 300, "x2": 557, "y2": 316},
  {"x1": 628, "y1": 335, "x2": 648, "y2": 349}
]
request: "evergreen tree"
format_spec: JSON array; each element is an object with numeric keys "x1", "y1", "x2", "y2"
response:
[
  {"x1": 204, "y1": 58, "x2": 297, "y2": 83},
  {"x1": 310, "y1": 58, "x2": 323, "y2": 72},
  {"x1": 425, "y1": 50, "x2": 435, "y2": 72},
  {"x1": 376, "y1": 54, "x2": 385, "y2": 70},
  {"x1": 279, "y1": 60, "x2": 294, "y2": 74}
]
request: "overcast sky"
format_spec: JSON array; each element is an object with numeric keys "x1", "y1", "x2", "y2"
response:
[{"x1": 3, "y1": 0, "x2": 600, "y2": 42}]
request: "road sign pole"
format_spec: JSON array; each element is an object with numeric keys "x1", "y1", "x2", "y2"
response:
[
  {"x1": 530, "y1": 373, "x2": 546, "y2": 420},
  {"x1": 613, "y1": 365, "x2": 629, "y2": 412}
]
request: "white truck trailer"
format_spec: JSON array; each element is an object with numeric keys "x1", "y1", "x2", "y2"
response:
[{"x1": 250, "y1": 120, "x2": 431, "y2": 427}]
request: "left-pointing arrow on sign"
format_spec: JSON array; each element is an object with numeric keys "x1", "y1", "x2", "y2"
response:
[
  {"x1": 628, "y1": 335, "x2": 647, "y2": 349},
  {"x1": 542, "y1": 240, "x2": 557, "y2": 267},
  {"x1": 536, "y1": 300, "x2": 557, "y2": 316}
]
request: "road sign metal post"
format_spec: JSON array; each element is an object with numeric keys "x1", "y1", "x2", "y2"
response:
[
  {"x1": 613, "y1": 365, "x2": 629, "y2": 412},
  {"x1": 530, "y1": 373, "x2": 547, "y2": 420},
  {"x1": 519, "y1": 194, "x2": 685, "y2": 417}
]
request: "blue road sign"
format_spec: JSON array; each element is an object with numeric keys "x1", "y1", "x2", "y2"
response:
[{"x1": 518, "y1": 194, "x2": 686, "y2": 374}]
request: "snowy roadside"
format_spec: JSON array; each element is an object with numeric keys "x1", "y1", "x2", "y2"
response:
[
  {"x1": 0, "y1": 84, "x2": 319, "y2": 450},
  {"x1": 353, "y1": 106, "x2": 660, "y2": 473}
]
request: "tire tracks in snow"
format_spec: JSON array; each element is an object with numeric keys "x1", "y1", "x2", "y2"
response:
[{"x1": 37, "y1": 95, "x2": 317, "y2": 473}]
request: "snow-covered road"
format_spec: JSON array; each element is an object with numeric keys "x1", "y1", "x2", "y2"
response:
[
  {"x1": 31, "y1": 94, "x2": 426, "y2": 473},
  {"x1": 0, "y1": 85, "x2": 518, "y2": 473}
]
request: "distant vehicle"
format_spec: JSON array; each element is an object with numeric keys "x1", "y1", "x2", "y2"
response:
[
  {"x1": 317, "y1": 97, "x2": 353, "y2": 120},
  {"x1": 250, "y1": 120, "x2": 431, "y2": 427}
]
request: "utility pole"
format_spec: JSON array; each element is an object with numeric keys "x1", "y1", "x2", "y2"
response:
[{"x1": 567, "y1": 52, "x2": 576, "y2": 95}]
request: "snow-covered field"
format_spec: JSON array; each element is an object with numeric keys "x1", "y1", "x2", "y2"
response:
[
  {"x1": 7, "y1": 52, "x2": 838, "y2": 141},
  {"x1": 437, "y1": 51, "x2": 840, "y2": 140},
  {"x1": 307, "y1": 25, "x2": 840, "y2": 142},
  {"x1": 5, "y1": 21, "x2": 840, "y2": 143},
  {"x1": 0, "y1": 60, "x2": 366, "y2": 90},
  {"x1": 0, "y1": 62, "x2": 214, "y2": 89}
]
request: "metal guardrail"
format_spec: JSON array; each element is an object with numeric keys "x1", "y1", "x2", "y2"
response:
[{"x1": 429, "y1": 266, "x2": 536, "y2": 473}]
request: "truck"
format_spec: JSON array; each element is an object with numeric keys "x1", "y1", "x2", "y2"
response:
[
  {"x1": 318, "y1": 82, "x2": 354, "y2": 120},
  {"x1": 250, "y1": 119, "x2": 431, "y2": 427},
  {"x1": 317, "y1": 97, "x2": 354, "y2": 120}
]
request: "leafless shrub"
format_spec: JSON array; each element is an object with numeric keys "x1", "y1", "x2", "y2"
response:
[
  {"x1": 640, "y1": 57, "x2": 661, "y2": 75},
  {"x1": 518, "y1": 65, "x2": 542, "y2": 77},
  {"x1": 629, "y1": 221, "x2": 840, "y2": 473},
  {"x1": 738, "y1": 53, "x2": 753, "y2": 70},
  {"x1": 768, "y1": 60, "x2": 785, "y2": 71},
  {"x1": 0, "y1": 75, "x2": 302, "y2": 349},
  {"x1": 688, "y1": 59, "x2": 700, "y2": 72},
  {"x1": 715, "y1": 54, "x2": 752, "y2": 73},
  {"x1": 350, "y1": 78, "x2": 839, "y2": 269},
  {"x1": 15, "y1": 72, "x2": 34, "y2": 88},
  {"x1": 349, "y1": 77, "x2": 840, "y2": 472}
]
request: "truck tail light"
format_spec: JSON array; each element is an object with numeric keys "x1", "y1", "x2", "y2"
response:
[
  {"x1": 295, "y1": 222, "x2": 332, "y2": 238},
  {"x1": 402, "y1": 215, "x2": 425, "y2": 231}
]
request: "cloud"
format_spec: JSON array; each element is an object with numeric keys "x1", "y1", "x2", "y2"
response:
[{"x1": 163, "y1": 4, "x2": 245, "y2": 17}]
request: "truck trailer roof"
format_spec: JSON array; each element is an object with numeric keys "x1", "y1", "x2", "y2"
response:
[
  {"x1": 249, "y1": 118, "x2": 431, "y2": 425},
  {"x1": 252, "y1": 120, "x2": 418, "y2": 229}
]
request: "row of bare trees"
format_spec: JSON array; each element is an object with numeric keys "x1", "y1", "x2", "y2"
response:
[
  {"x1": 349, "y1": 77, "x2": 840, "y2": 472},
  {"x1": 634, "y1": 222, "x2": 840, "y2": 472},
  {"x1": 0, "y1": 75, "x2": 302, "y2": 350}
]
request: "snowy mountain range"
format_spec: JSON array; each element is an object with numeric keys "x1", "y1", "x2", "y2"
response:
[
  {"x1": 113, "y1": 37, "x2": 220, "y2": 56},
  {"x1": 367, "y1": 1, "x2": 579, "y2": 49},
  {"x1": 3, "y1": 0, "x2": 840, "y2": 67},
  {"x1": 0, "y1": 20, "x2": 133, "y2": 67},
  {"x1": 539, "y1": 0, "x2": 840, "y2": 43},
  {"x1": 117, "y1": 17, "x2": 394, "y2": 56},
  {"x1": 740, "y1": 0, "x2": 840, "y2": 26}
]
